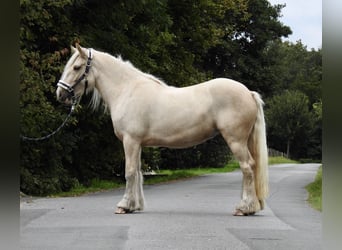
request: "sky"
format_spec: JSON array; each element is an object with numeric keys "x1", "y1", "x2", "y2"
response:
[{"x1": 267, "y1": 0, "x2": 322, "y2": 50}]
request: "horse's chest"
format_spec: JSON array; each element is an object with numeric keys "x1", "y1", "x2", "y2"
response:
[{"x1": 111, "y1": 114, "x2": 147, "y2": 141}]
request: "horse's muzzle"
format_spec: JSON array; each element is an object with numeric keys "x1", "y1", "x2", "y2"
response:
[{"x1": 57, "y1": 89, "x2": 74, "y2": 105}]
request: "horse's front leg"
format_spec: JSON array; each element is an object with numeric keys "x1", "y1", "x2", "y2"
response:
[{"x1": 116, "y1": 137, "x2": 145, "y2": 214}]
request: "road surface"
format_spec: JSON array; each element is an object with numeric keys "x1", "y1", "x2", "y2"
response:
[{"x1": 20, "y1": 163, "x2": 321, "y2": 250}]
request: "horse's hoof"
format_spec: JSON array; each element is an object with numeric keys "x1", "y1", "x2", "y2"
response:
[
  {"x1": 233, "y1": 209, "x2": 245, "y2": 216},
  {"x1": 115, "y1": 207, "x2": 133, "y2": 214},
  {"x1": 233, "y1": 209, "x2": 256, "y2": 216}
]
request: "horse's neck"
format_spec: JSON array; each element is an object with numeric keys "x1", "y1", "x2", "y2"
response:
[{"x1": 92, "y1": 51, "x2": 150, "y2": 107}]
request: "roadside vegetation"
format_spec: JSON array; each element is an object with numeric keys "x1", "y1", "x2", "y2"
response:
[
  {"x1": 21, "y1": 0, "x2": 321, "y2": 197},
  {"x1": 306, "y1": 166, "x2": 322, "y2": 211},
  {"x1": 144, "y1": 160, "x2": 240, "y2": 185},
  {"x1": 52, "y1": 160, "x2": 240, "y2": 197},
  {"x1": 54, "y1": 179, "x2": 123, "y2": 197},
  {"x1": 55, "y1": 159, "x2": 322, "y2": 213},
  {"x1": 268, "y1": 156, "x2": 298, "y2": 165},
  {"x1": 52, "y1": 157, "x2": 298, "y2": 197}
]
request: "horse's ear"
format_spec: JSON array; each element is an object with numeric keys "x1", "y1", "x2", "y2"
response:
[
  {"x1": 76, "y1": 43, "x2": 87, "y2": 59},
  {"x1": 70, "y1": 45, "x2": 77, "y2": 54}
]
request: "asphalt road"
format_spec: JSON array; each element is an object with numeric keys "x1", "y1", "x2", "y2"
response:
[{"x1": 20, "y1": 163, "x2": 321, "y2": 250}]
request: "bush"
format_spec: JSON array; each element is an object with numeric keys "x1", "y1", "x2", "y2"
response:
[{"x1": 159, "y1": 136, "x2": 231, "y2": 170}]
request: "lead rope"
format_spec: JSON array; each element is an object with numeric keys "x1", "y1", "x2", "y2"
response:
[
  {"x1": 22, "y1": 48, "x2": 92, "y2": 142},
  {"x1": 20, "y1": 100, "x2": 77, "y2": 142}
]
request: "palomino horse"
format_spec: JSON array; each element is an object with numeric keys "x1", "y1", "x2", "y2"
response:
[{"x1": 56, "y1": 44, "x2": 269, "y2": 216}]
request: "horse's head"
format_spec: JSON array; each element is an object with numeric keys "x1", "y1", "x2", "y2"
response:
[{"x1": 56, "y1": 43, "x2": 95, "y2": 105}]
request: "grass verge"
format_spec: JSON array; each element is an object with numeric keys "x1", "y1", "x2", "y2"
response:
[
  {"x1": 306, "y1": 165, "x2": 322, "y2": 211},
  {"x1": 52, "y1": 161, "x2": 240, "y2": 197},
  {"x1": 268, "y1": 156, "x2": 298, "y2": 165},
  {"x1": 52, "y1": 156, "x2": 297, "y2": 197},
  {"x1": 52, "y1": 179, "x2": 124, "y2": 197},
  {"x1": 144, "y1": 160, "x2": 240, "y2": 185}
]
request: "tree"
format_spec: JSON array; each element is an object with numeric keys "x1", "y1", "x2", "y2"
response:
[
  {"x1": 264, "y1": 40, "x2": 322, "y2": 105},
  {"x1": 203, "y1": 0, "x2": 292, "y2": 96},
  {"x1": 308, "y1": 100, "x2": 322, "y2": 159},
  {"x1": 20, "y1": 0, "x2": 309, "y2": 195},
  {"x1": 265, "y1": 90, "x2": 313, "y2": 159},
  {"x1": 20, "y1": 0, "x2": 83, "y2": 195},
  {"x1": 262, "y1": 40, "x2": 322, "y2": 160}
]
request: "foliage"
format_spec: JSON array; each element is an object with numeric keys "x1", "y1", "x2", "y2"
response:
[
  {"x1": 203, "y1": 1, "x2": 291, "y2": 96},
  {"x1": 268, "y1": 156, "x2": 298, "y2": 165},
  {"x1": 265, "y1": 90, "x2": 314, "y2": 159},
  {"x1": 51, "y1": 156, "x2": 297, "y2": 197},
  {"x1": 20, "y1": 0, "x2": 321, "y2": 195},
  {"x1": 306, "y1": 166, "x2": 322, "y2": 211},
  {"x1": 159, "y1": 136, "x2": 231, "y2": 170},
  {"x1": 53, "y1": 178, "x2": 125, "y2": 197},
  {"x1": 309, "y1": 100, "x2": 322, "y2": 159},
  {"x1": 264, "y1": 40, "x2": 322, "y2": 105},
  {"x1": 263, "y1": 41, "x2": 321, "y2": 160},
  {"x1": 52, "y1": 160, "x2": 240, "y2": 197},
  {"x1": 20, "y1": 0, "x2": 81, "y2": 195}
]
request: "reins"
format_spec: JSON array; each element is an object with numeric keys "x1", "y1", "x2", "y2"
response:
[{"x1": 21, "y1": 48, "x2": 93, "y2": 142}]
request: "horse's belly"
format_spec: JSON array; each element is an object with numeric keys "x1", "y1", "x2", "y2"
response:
[{"x1": 142, "y1": 122, "x2": 218, "y2": 148}]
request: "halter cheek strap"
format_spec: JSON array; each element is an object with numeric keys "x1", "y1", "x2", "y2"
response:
[{"x1": 57, "y1": 48, "x2": 93, "y2": 99}]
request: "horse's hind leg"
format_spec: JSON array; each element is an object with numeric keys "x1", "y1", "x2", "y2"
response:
[
  {"x1": 116, "y1": 136, "x2": 145, "y2": 214},
  {"x1": 226, "y1": 140, "x2": 261, "y2": 216}
]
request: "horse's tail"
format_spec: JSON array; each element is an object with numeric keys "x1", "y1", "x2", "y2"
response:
[{"x1": 249, "y1": 91, "x2": 269, "y2": 209}]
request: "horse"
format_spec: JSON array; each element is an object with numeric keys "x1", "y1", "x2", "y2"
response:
[{"x1": 56, "y1": 44, "x2": 269, "y2": 216}]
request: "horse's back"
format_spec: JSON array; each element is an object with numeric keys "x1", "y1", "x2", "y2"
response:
[
  {"x1": 149, "y1": 77, "x2": 257, "y2": 131},
  {"x1": 203, "y1": 78, "x2": 252, "y2": 97},
  {"x1": 199, "y1": 78, "x2": 257, "y2": 112}
]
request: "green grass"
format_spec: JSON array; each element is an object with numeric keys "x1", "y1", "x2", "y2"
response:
[
  {"x1": 306, "y1": 165, "x2": 322, "y2": 211},
  {"x1": 268, "y1": 156, "x2": 298, "y2": 165},
  {"x1": 52, "y1": 161, "x2": 240, "y2": 197},
  {"x1": 144, "y1": 160, "x2": 240, "y2": 185},
  {"x1": 52, "y1": 156, "x2": 297, "y2": 197},
  {"x1": 52, "y1": 178, "x2": 124, "y2": 197}
]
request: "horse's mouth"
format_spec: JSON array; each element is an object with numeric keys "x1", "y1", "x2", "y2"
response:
[
  {"x1": 57, "y1": 91, "x2": 81, "y2": 106},
  {"x1": 57, "y1": 95, "x2": 72, "y2": 105}
]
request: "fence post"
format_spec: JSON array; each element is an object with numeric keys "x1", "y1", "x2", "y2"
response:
[{"x1": 268, "y1": 148, "x2": 288, "y2": 158}]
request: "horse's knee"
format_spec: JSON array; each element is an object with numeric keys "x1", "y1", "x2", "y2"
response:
[
  {"x1": 125, "y1": 168, "x2": 138, "y2": 180},
  {"x1": 239, "y1": 162, "x2": 254, "y2": 178}
]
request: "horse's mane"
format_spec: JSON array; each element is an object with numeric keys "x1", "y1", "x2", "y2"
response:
[
  {"x1": 115, "y1": 55, "x2": 168, "y2": 87},
  {"x1": 89, "y1": 87, "x2": 105, "y2": 112},
  {"x1": 89, "y1": 51, "x2": 167, "y2": 112}
]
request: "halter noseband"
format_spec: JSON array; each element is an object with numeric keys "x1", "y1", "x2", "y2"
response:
[{"x1": 57, "y1": 48, "x2": 93, "y2": 103}]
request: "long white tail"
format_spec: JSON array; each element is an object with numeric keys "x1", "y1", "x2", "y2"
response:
[{"x1": 249, "y1": 91, "x2": 269, "y2": 207}]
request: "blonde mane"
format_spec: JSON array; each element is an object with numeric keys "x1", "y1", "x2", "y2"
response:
[
  {"x1": 115, "y1": 55, "x2": 168, "y2": 87},
  {"x1": 89, "y1": 53, "x2": 167, "y2": 112},
  {"x1": 89, "y1": 88, "x2": 105, "y2": 112}
]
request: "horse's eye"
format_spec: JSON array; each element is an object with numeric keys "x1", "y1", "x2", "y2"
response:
[{"x1": 73, "y1": 65, "x2": 81, "y2": 71}]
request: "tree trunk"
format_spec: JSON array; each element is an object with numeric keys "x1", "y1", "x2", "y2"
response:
[{"x1": 286, "y1": 139, "x2": 290, "y2": 158}]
